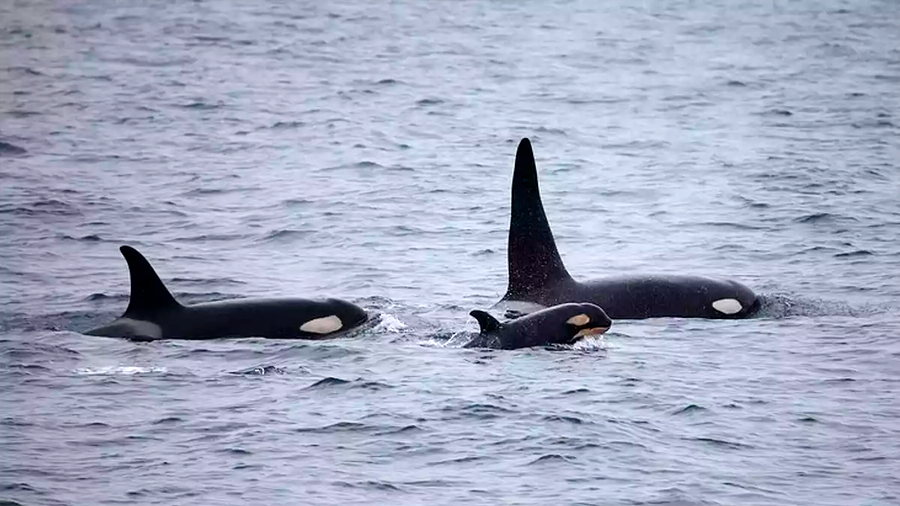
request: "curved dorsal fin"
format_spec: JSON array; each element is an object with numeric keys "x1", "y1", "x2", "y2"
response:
[
  {"x1": 119, "y1": 246, "x2": 181, "y2": 316},
  {"x1": 470, "y1": 309, "x2": 502, "y2": 334},
  {"x1": 505, "y1": 138, "x2": 572, "y2": 298}
]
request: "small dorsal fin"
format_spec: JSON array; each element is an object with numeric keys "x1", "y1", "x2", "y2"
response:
[
  {"x1": 119, "y1": 246, "x2": 181, "y2": 316},
  {"x1": 470, "y1": 310, "x2": 502, "y2": 334},
  {"x1": 505, "y1": 138, "x2": 573, "y2": 299}
]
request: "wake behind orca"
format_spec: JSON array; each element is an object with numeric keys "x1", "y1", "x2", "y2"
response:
[
  {"x1": 85, "y1": 246, "x2": 368, "y2": 340},
  {"x1": 498, "y1": 138, "x2": 759, "y2": 320}
]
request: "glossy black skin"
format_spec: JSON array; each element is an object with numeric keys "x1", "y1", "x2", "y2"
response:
[
  {"x1": 86, "y1": 297, "x2": 368, "y2": 340},
  {"x1": 84, "y1": 246, "x2": 368, "y2": 340},
  {"x1": 464, "y1": 303, "x2": 611, "y2": 350},
  {"x1": 500, "y1": 138, "x2": 760, "y2": 320}
]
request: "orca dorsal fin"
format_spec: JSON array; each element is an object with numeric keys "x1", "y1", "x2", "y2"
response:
[
  {"x1": 470, "y1": 310, "x2": 502, "y2": 334},
  {"x1": 119, "y1": 245, "x2": 181, "y2": 316},
  {"x1": 505, "y1": 138, "x2": 573, "y2": 298}
]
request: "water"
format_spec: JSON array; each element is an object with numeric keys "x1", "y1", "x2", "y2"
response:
[{"x1": 2, "y1": 1, "x2": 899, "y2": 504}]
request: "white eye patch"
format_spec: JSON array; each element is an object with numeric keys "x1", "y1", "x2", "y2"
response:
[
  {"x1": 300, "y1": 315, "x2": 343, "y2": 334},
  {"x1": 566, "y1": 313, "x2": 590, "y2": 326},
  {"x1": 712, "y1": 298, "x2": 742, "y2": 315}
]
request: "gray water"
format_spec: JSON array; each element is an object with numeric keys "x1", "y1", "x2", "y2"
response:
[{"x1": 2, "y1": 1, "x2": 899, "y2": 505}]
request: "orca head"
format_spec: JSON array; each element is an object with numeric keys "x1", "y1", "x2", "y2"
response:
[
  {"x1": 298, "y1": 298, "x2": 369, "y2": 336},
  {"x1": 504, "y1": 138, "x2": 574, "y2": 303},
  {"x1": 554, "y1": 303, "x2": 612, "y2": 345}
]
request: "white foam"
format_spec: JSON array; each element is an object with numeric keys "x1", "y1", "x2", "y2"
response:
[
  {"x1": 572, "y1": 336, "x2": 608, "y2": 352},
  {"x1": 372, "y1": 313, "x2": 408, "y2": 333},
  {"x1": 712, "y1": 298, "x2": 743, "y2": 315},
  {"x1": 74, "y1": 366, "x2": 168, "y2": 376},
  {"x1": 300, "y1": 315, "x2": 343, "y2": 334}
]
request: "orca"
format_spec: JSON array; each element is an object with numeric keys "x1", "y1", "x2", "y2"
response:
[
  {"x1": 84, "y1": 246, "x2": 368, "y2": 340},
  {"x1": 465, "y1": 303, "x2": 611, "y2": 349},
  {"x1": 498, "y1": 138, "x2": 760, "y2": 320}
]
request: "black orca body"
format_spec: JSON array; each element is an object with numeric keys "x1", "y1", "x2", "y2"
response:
[
  {"x1": 465, "y1": 303, "x2": 611, "y2": 350},
  {"x1": 499, "y1": 138, "x2": 759, "y2": 320},
  {"x1": 85, "y1": 246, "x2": 368, "y2": 340}
]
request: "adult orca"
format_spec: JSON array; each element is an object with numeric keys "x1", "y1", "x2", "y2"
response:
[
  {"x1": 465, "y1": 302, "x2": 611, "y2": 349},
  {"x1": 498, "y1": 138, "x2": 759, "y2": 320},
  {"x1": 85, "y1": 246, "x2": 368, "y2": 340}
]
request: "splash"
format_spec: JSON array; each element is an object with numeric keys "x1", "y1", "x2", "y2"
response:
[
  {"x1": 372, "y1": 313, "x2": 407, "y2": 333},
  {"x1": 73, "y1": 365, "x2": 167, "y2": 376}
]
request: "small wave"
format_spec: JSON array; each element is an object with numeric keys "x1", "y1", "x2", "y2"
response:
[
  {"x1": 60, "y1": 233, "x2": 102, "y2": 242},
  {"x1": 152, "y1": 416, "x2": 183, "y2": 424},
  {"x1": 1, "y1": 483, "x2": 34, "y2": 493},
  {"x1": 834, "y1": 250, "x2": 873, "y2": 258},
  {"x1": 755, "y1": 293, "x2": 876, "y2": 318},
  {"x1": 426, "y1": 455, "x2": 484, "y2": 466},
  {"x1": 269, "y1": 120, "x2": 305, "y2": 129},
  {"x1": 4, "y1": 363, "x2": 51, "y2": 374},
  {"x1": 335, "y1": 480, "x2": 403, "y2": 492},
  {"x1": 794, "y1": 212, "x2": 855, "y2": 224},
  {"x1": 376, "y1": 424, "x2": 421, "y2": 435},
  {"x1": 219, "y1": 448, "x2": 252, "y2": 455},
  {"x1": 85, "y1": 292, "x2": 126, "y2": 302},
  {"x1": 726, "y1": 79, "x2": 747, "y2": 87},
  {"x1": 170, "y1": 233, "x2": 248, "y2": 243},
  {"x1": 528, "y1": 454, "x2": 576, "y2": 465},
  {"x1": 6, "y1": 66, "x2": 44, "y2": 76},
  {"x1": 181, "y1": 101, "x2": 223, "y2": 110},
  {"x1": 0, "y1": 141, "x2": 27, "y2": 155},
  {"x1": 295, "y1": 421, "x2": 371, "y2": 433},
  {"x1": 281, "y1": 197, "x2": 312, "y2": 207},
  {"x1": 0, "y1": 199, "x2": 81, "y2": 217},
  {"x1": 259, "y1": 228, "x2": 309, "y2": 242},
  {"x1": 542, "y1": 414, "x2": 586, "y2": 425},
  {"x1": 6, "y1": 110, "x2": 41, "y2": 118},
  {"x1": 169, "y1": 277, "x2": 246, "y2": 287},
  {"x1": 304, "y1": 377, "x2": 350, "y2": 390},
  {"x1": 534, "y1": 126, "x2": 567, "y2": 135},
  {"x1": 689, "y1": 437, "x2": 753, "y2": 450},
  {"x1": 74, "y1": 366, "x2": 167, "y2": 376},
  {"x1": 356, "y1": 380, "x2": 392, "y2": 391},
  {"x1": 448, "y1": 403, "x2": 517, "y2": 419},
  {"x1": 701, "y1": 221, "x2": 769, "y2": 231},
  {"x1": 672, "y1": 404, "x2": 707, "y2": 415},
  {"x1": 416, "y1": 98, "x2": 444, "y2": 106}
]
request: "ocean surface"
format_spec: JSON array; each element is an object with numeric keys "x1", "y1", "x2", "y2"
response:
[{"x1": 2, "y1": 0, "x2": 899, "y2": 504}]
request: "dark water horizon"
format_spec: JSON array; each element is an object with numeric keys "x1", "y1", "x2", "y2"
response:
[{"x1": 2, "y1": 0, "x2": 899, "y2": 505}]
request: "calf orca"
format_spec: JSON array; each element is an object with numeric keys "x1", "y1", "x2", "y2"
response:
[
  {"x1": 465, "y1": 303, "x2": 611, "y2": 349},
  {"x1": 85, "y1": 246, "x2": 368, "y2": 340},
  {"x1": 498, "y1": 138, "x2": 759, "y2": 319}
]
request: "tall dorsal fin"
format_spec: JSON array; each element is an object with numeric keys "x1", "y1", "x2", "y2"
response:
[
  {"x1": 119, "y1": 245, "x2": 181, "y2": 316},
  {"x1": 505, "y1": 138, "x2": 572, "y2": 298},
  {"x1": 469, "y1": 310, "x2": 502, "y2": 334}
]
